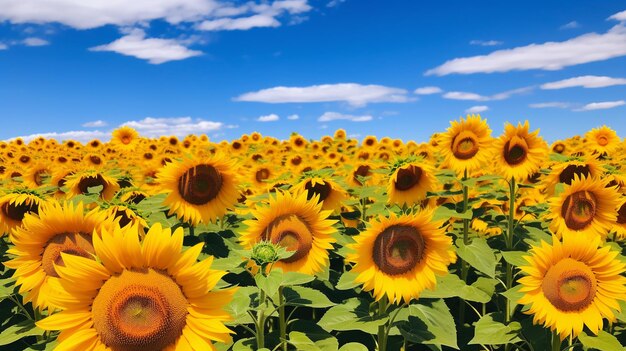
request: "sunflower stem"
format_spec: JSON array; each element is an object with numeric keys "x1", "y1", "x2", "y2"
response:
[
  {"x1": 377, "y1": 296, "x2": 389, "y2": 351},
  {"x1": 551, "y1": 330, "x2": 561, "y2": 351},
  {"x1": 278, "y1": 286, "x2": 288, "y2": 351},
  {"x1": 505, "y1": 178, "x2": 516, "y2": 325},
  {"x1": 256, "y1": 288, "x2": 267, "y2": 349},
  {"x1": 459, "y1": 169, "x2": 470, "y2": 326}
]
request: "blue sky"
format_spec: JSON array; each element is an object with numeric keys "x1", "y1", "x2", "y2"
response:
[{"x1": 1, "y1": 0, "x2": 625, "y2": 143}]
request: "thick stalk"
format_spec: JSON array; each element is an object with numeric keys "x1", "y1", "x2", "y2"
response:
[
  {"x1": 279, "y1": 286, "x2": 287, "y2": 351},
  {"x1": 459, "y1": 169, "x2": 470, "y2": 325},
  {"x1": 377, "y1": 296, "x2": 389, "y2": 351},
  {"x1": 256, "y1": 289, "x2": 267, "y2": 349},
  {"x1": 505, "y1": 178, "x2": 516, "y2": 324},
  {"x1": 551, "y1": 331, "x2": 561, "y2": 351}
]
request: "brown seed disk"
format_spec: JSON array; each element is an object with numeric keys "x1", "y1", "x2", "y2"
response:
[
  {"x1": 353, "y1": 165, "x2": 371, "y2": 185},
  {"x1": 77, "y1": 175, "x2": 107, "y2": 195},
  {"x1": 305, "y1": 181, "x2": 332, "y2": 202},
  {"x1": 2, "y1": 200, "x2": 39, "y2": 222},
  {"x1": 558, "y1": 165, "x2": 591, "y2": 185},
  {"x1": 41, "y1": 232, "x2": 94, "y2": 277},
  {"x1": 561, "y1": 190, "x2": 597, "y2": 230},
  {"x1": 255, "y1": 168, "x2": 270, "y2": 183},
  {"x1": 373, "y1": 225, "x2": 425, "y2": 276},
  {"x1": 542, "y1": 258, "x2": 597, "y2": 312},
  {"x1": 451, "y1": 131, "x2": 479, "y2": 160},
  {"x1": 503, "y1": 137, "x2": 528, "y2": 166},
  {"x1": 177, "y1": 164, "x2": 223, "y2": 205},
  {"x1": 394, "y1": 165, "x2": 422, "y2": 191}
]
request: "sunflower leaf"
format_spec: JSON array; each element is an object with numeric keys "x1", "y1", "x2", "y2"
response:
[
  {"x1": 336, "y1": 271, "x2": 360, "y2": 291},
  {"x1": 396, "y1": 299, "x2": 459, "y2": 350},
  {"x1": 500, "y1": 251, "x2": 529, "y2": 267},
  {"x1": 0, "y1": 320, "x2": 44, "y2": 346},
  {"x1": 455, "y1": 237, "x2": 497, "y2": 278},
  {"x1": 434, "y1": 205, "x2": 473, "y2": 222},
  {"x1": 318, "y1": 297, "x2": 388, "y2": 334},
  {"x1": 290, "y1": 320, "x2": 340, "y2": 351},
  {"x1": 469, "y1": 313, "x2": 522, "y2": 345},
  {"x1": 578, "y1": 330, "x2": 625, "y2": 351},
  {"x1": 419, "y1": 274, "x2": 494, "y2": 303},
  {"x1": 281, "y1": 286, "x2": 335, "y2": 308}
]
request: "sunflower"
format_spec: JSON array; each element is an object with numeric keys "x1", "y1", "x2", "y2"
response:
[
  {"x1": 0, "y1": 191, "x2": 45, "y2": 236},
  {"x1": 518, "y1": 232, "x2": 626, "y2": 339},
  {"x1": 64, "y1": 169, "x2": 120, "y2": 201},
  {"x1": 36, "y1": 222, "x2": 236, "y2": 351},
  {"x1": 439, "y1": 114, "x2": 493, "y2": 175},
  {"x1": 611, "y1": 198, "x2": 626, "y2": 240},
  {"x1": 240, "y1": 191, "x2": 337, "y2": 275},
  {"x1": 542, "y1": 157, "x2": 603, "y2": 196},
  {"x1": 4, "y1": 201, "x2": 109, "y2": 309},
  {"x1": 546, "y1": 174, "x2": 620, "y2": 240},
  {"x1": 346, "y1": 211, "x2": 456, "y2": 304},
  {"x1": 248, "y1": 164, "x2": 276, "y2": 193},
  {"x1": 585, "y1": 125, "x2": 620, "y2": 156},
  {"x1": 158, "y1": 153, "x2": 239, "y2": 225},
  {"x1": 292, "y1": 176, "x2": 347, "y2": 212},
  {"x1": 104, "y1": 204, "x2": 148, "y2": 230},
  {"x1": 347, "y1": 162, "x2": 379, "y2": 187},
  {"x1": 111, "y1": 126, "x2": 140, "y2": 149},
  {"x1": 387, "y1": 162, "x2": 437, "y2": 207},
  {"x1": 492, "y1": 121, "x2": 548, "y2": 181},
  {"x1": 22, "y1": 162, "x2": 52, "y2": 189},
  {"x1": 551, "y1": 141, "x2": 567, "y2": 154}
]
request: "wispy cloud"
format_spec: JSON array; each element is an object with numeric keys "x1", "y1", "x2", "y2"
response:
[
  {"x1": 197, "y1": 0, "x2": 311, "y2": 31},
  {"x1": 469, "y1": 40, "x2": 502, "y2": 46},
  {"x1": 541, "y1": 75, "x2": 626, "y2": 89},
  {"x1": 235, "y1": 83, "x2": 411, "y2": 107},
  {"x1": 257, "y1": 113, "x2": 280, "y2": 122},
  {"x1": 427, "y1": 15, "x2": 626, "y2": 75},
  {"x1": 465, "y1": 105, "x2": 489, "y2": 113},
  {"x1": 443, "y1": 87, "x2": 532, "y2": 101},
  {"x1": 327, "y1": 0, "x2": 346, "y2": 7},
  {"x1": 560, "y1": 21, "x2": 580, "y2": 30},
  {"x1": 575, "y1": 100, "x2": 625, "y2": 111},
  {"x1": 90, "y1": 29, "x2": 202, "y2": 64},
  {"x1": 0, "y1": 43, "x2": 7, "y2": 50},
  {"x1": 414, "y1": 86, "x2": 443, "y2": 95},
  {"x1": 8, "y1": 130, "x2": 110, "y2": 143},
  {"x1": 23, "y1": 37, "x2": 49, "y2": 46},
  {"x1": 197, "y1": 14, "x2": 280, "y2": 31},
  {"x1": 318, "y1": 112, "x2": 372, "y2": 122},
  {"x1": 287, "y1": 114, "x2": 300, "y2": 120},
  {"x1": 82, "y1": 120, "x2": 108, "y2": 128},
  {"x1": 608, "y1": 10, "x2": 626, "y2": 21},
  {"x1": 529, "y1": 102, "x2": 572, "y2": 109}
]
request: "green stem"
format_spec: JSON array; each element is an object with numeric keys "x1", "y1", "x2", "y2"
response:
[
  {"x1": 361, "y1": 198, "x2": 368, "y2": 222},
  {"x1": 256, "y1": 289, "x2": 267, "y2": 349},
  {"x1": 279, "y1": 286, "x2": 287, "y2": 351},
  {"x1": 459, "y1": 169, "x2": 470, "y2": 326},
  {"x1": 377, "y1": 296, "x2": 389, "y2": 351},
  {"x1": 551, "y1": 331, "x2": 561, "y2": 351},
  {"x1": 505, "y1": 178, "x2": 516, "y2": 324}
]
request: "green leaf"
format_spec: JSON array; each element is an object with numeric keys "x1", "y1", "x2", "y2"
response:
[
  {"x1": 469, "y1": 313, "x2": 521, "y2": 345},
  {"x1": 578, "y1": 330, "x2": 626, "y2": 351},
  {"x1": 396, "y1": 299, "x2": 458, "y2": 350},
  {"x1": 281, "y1": 271, "x2": 315, "y2": 286},
  {"x1": 225, "y1": 286, "x2": 257, "y2": 325},
  {"x1": 319, "y1": 298, "x2": 388, "y2": 334},
  {"x1": 0, "y1": 320, "x2": 44, "y2": 346},
  {"x1": 501, "y1": 251, "x2": 529, "y2": 267},
  {"x1": 455, "y1": 237, "x2": 497, "y2": 278},
  {"x1": 87, "y1": 184, "x2": 103, "y2": 194},
  {"x1": 524, "y1": 226, "x2": 552, "y2": 245},
  {"x1": 281, "y1": 286, "x2": 335, "y2": 308},
  {"x1": 232, "y1": 337, "x2": 257, "y2": 351},
  {"x1": 335, "y1": 271, "x2": 360, "y2": 291},
  {"x1": 255, "y1": 269, "x2": 284, "y2": 298},
  {"x1": 420, "y1": 274, "x2": 495, "y2": 303},
  {"x1": 433, "y1": 205, "x2": 473, "y2": 222},
  {"x1": 338, "y1": 343, "x2": 368, "y2": 351},
  {"x1": 501, "y1": 285, "x2": 524, "y2": 310},
  {"x1": 0, "y1": 278, "x2": 16, "y2": 302},
  {"x1": 290, "y1": 320, "x2": 340, "y2": 351}
]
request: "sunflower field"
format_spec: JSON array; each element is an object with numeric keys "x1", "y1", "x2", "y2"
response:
[{"x1": 1, "y1": 115, "x2": 626, "y2": 351}]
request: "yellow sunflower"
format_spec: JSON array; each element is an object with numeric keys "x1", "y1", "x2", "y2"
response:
[
  {"x1": 36, "y1": 222, "x2": 236, "y2": 351},
  {"x1": 158, "y1": 153, "x2": 239, "y2": 225},
  {"x1": 585, "y1": 125, "x2": 620, "y2": 156},
  {"x1": 518, "y1": 232, "x2": 626, "y2": 339},
  {"x1": 542, "y1": 157, "x2": 603, "y2": 196},
  {"x1": 346, "y1": 211, "x2": 456, "y2": 304},
  {"x1": 546, "y1": 174, "x2": 620, "y2": 240},
  {"x1": 387, "y1": 162, "x2": 437, "y2": 207},
  {"x1": 240, "y1": 191, "x2": 337, "y2": 275},
  {"x1": 111, "y1": 126, "x2": 140, "y2": 149},
  {"x1": 292, "y1": 176, "x2": 347, "y2": 212},
  {"x1": 0, "y1": 191, "x2": 45, "y2": 236},
  {"x1": 64, "y1": 169, "x2": 120, "y2": 201},
  {"x1": 551, "y1": 141, "x2": 567, "y2": 154},
  {"x1": 4, "y1": 201, "x2": 109, "y2": 309},
  {"x1": 492, "y1": 121, "x2": 548, "y2": 181},
  {"x1": 612, "y1": 198, "x2": 626, "y2": 240},
  {"x1": 439, "y1": 114, "x2": 493, "y2": 175}
]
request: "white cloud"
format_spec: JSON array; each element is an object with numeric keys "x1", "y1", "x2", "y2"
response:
[
  {"x1": 427, "y1": 21, "x2": 626, "y2": 75},
  {"x1": 470, "y1": 40, "x2": 502, "y2": 46},
  {"x1": 197, "y1": 14, "x2": 279, "y2": 31},
  {"x1": 560, "y1": 21, "x2": 580, "y2": 30},
  {"x1": 443, "y1": 87, "x2": 532, "y2": 101},
  {"x1": 327, "y1": 0, "x2": 346, "y2": 7},
  {"x1": 90, "y1": 29, "x2": 202, "y2": 64},
  {"x1": 235, "y1": 83, "x2": 411, "y2": 107},
  {"x1": 0, "y1": 43, "x2": 6, "y2": 50},
  {"x1": 287, "y1": 114, "x2": 300, "y2": 120},
  {"x1": 23, "y1": 37, "x2": 49, "y2": 46},
  {"x1": 529, "y1": 102, "x2": 572, "y2": 109},
  {"x1": 123, "y1": 117, "x2": 224, "y2": 137},
  {"x1": 257, "y1": 113, "x2": 280, "y2": 122},
  {"x1": 9, "y1": 130, "x2": 110, "y2": 143},
  {"x1": 575, "y1": 100, "x2": 625, "y2": 111},
  {"x1": 318, "y1": 112, "x2": 372, "y2": 122},
  {"x1": 414, "y1": 86, "x2": 443, "y2": 95},
  {"x1": 608, "y1": 10, "x2": 626, "y2": 21},
  {"x1": 465, "y1": 105, "x2": 489, "y2": 113},
  {"x1": 541, "y1": 75, "x2": 626, "y2": 89},
  {"x1": 82, "y1": 120, "x2": 108, "y2": 128}
]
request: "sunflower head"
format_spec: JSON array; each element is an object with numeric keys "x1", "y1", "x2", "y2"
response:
[
  {"x1": 585, "y1": 125, "x2": 619, "y2": 156},
  {"x1": 293, "y1": 175, "x2": 347, "y2": 212},
  {"x1": 111, "y1": 126, "x2": 140, "y2": 148},
  {"x1": 439, "y1": 114, "x2": 493, "y2": 175},
  {"x1": 387, "y1": 161, "x2": 437, "y2": 207},
  {"x1": 0, "y1": 191, "x2": 44, "y2": 235},
  {"x1": 493, "y1": 121, "x2": 548, "y2": 181}
]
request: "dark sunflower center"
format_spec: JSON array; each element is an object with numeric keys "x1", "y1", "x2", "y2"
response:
[
  {"x1": 553, "y1": 143, "x2": 565, "y2": 154},
  {"x1": 394, "y1": 165, "x2": 422, "y2": 191},
  {"x1": 255, "y1": 168, "x2": 270, "y2": 183},
  {"x1": 542, "y1": 258, "x2": 596, "y2": 312},
  {"x1": 527, "y1": 172, "x2": 541, "y2": 184},
  {"x1": 597, "y1": 136, "x2": 608, "y2": 146},
  {"x1": 276, "y1": 230, "x2": 311, "y2": 263},
  {"x1": 353, "y1": 165, "x2": 371, "y2": 185},
  {"x1": 121, "y1": 135, "x2": 132, "y2": 145},
  {"x1": 114, "y1": 209, "x2": 133, "y2": 228},
  {"x1": 177, "y1": 164, "x2": 223, "y2": 205},
  {"x1": 372, "y1": 225, "x2": 425, "y2": 276},
  {"x1": 291, "y1": 156, "x2": 302, "y2": 166},
  {"x1": 304, "y1": 181, "x2": 332, "y2": 202},
  {"x1": 617, "y1": 203, "x2": 626, "y2": 224},
  {"x1": 451, "y1": 131, "x2": 479, "y2": 160},
  {"x1": 93, "y1": 269, "x2": 188, "y2": 351},
  {"x1": 561, "y1": 190, "x2": 597, "y2": 230},
  {"x1": 34, "y1": 169, "x2": 48, "y2": 185},
  {"x1": 503, "y1": 138, "x2": 528, "y2": 166},
  {"x1": 263, "y1": 215, "x2": 313, "y2": 264},
  {"x1": 558, "y1": 165, "x2": 591, "y2": 185},
  {"x1": 2, "y1": 200, "x2": 39, "y2": 222},
  {"x1": 41, "y1": 232, "x2": 94, "y2": 278},
  {"x1": 78, "y1": 175, "x2": 107, "y2": 195}
]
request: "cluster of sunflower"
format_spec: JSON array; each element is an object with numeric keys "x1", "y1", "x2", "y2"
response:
[{"x1": 0, "y1": 117, "x2": 625, "y2": 351}]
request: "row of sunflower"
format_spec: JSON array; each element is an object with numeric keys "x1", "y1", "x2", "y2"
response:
[{"x1": 0, "y1": 116, "x2": 625, "y2": 351}]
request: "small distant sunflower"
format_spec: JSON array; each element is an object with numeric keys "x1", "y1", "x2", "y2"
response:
[
  {"x1": 347, "y1": 162, "x2": 379, "y2": 187},
  {"x1": 546, "y1": 175, "x2": 620, "y2": 239},
  {"x1": 551, "y1": 141, "x2": 567, "y2": 154},
  {"x1": 37, "y1": 222, "x2": 236, "y2": 351},
  {"x1": 347, "y1": 211, "x2": 456, "y2": 304},
  {"x1": 240, "y1": 191, "x2": 337, "y2": 275},
  {"x1": 542, "y1": 157, "x2": 603, "y2": 196},
  {"x1": 585, "y1": 125, "x2": 620, "y2": 156},
  {"x1": 248, "y1": 164, "x2": 276, "y2": 193},
  {"x1": 292, "y1": 176, "x2": 347, "y2": 212},
  {"x1": 0, "y1": 191, "x2": 44, "y2": 235},
  {"x1": 111, "y1": 126, "x2": 140, "y2": 149},
  {"x1": 158, "y1": 153, "x2": 239, "y2": 225},
  {"x1": 439, "y1": 114, "x2": 493, "y2": 175},
  {"x1": 4, "y1": 201, "x2": 109, "y2": 309},
  {"x1": 22, "y1": 162, "x2": 52, "y2": 189},
  {"x1": 612, "y1": 199, "x2": 626, "y2": 240},
  {"x1": 387, "y1": 163, "x2": 437, "y2": 206},
  {"x1": 104, "y1": 204, "x2": 148, "y2": 230},
  {"x1": 64, "y1": 169, "x2": 120, "y2": 201},
  {"x1": 518, "y1": 233, "x2": 626, "y2": 339},
  {"x1": 492, "y1": 121, "x2": 548, "y2": 181}
]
